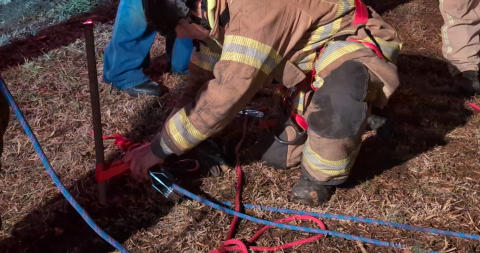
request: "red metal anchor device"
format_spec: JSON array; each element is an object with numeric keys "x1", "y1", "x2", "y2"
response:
[{"x1": 84, "y1": 20, "x2": 132, "y2": 202}]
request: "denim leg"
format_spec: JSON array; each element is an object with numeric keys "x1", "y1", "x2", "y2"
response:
[{"x1": 103, "y1": 0, "x2": 156, "y2": 90}]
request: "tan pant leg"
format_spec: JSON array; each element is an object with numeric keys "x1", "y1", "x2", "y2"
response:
[
  {"x1": 440, "y1": 0, "x2": 480, "y2": 72},
  {"x1": 301, "y1": 124, "x2": 363, "y2": 185},
  {"x1": 300, "y1": 60, "x2": 372, "y2": 185}
]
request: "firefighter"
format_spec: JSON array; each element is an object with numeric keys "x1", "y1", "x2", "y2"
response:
[
  {"x1": 440, "y1": 0, "x2": 480, "y2": 95},
  {"x1": 124, "y1": 0, "x2": 402, "y2": 206}
]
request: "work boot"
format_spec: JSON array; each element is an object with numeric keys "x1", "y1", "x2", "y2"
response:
[
  {"x1": 456, "y1": 71, "x2": 480, "y2": 96},
  {"x1": 126, "y1": 80, "x2": 165, "y2": 97},
  {"x1": 290, "y1": 168, "x2": 335, "y2": 206}
]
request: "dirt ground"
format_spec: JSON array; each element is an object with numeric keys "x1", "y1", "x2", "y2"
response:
[{"x1": 0, "y1": 0, "x2": 480, "y2": 252}]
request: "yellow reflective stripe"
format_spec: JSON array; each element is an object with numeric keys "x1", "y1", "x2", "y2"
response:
[
  {"x1": 191, "y1": 46, "x2": 220, "y2": 72},
  {"x1": 167, "y1": 108, "x2": 207, "y2": 151},
  {"x1": 303, "y1": 25, "x2": 328, "y2": 52},
  {"x1": 206, "y1": 0, "x2": 216, "y2": 29},
  {"x1": 303, "y1": 141, "x2": 359, "y2": 176},
  {"x1": 303, "y1": 0, "x2": 354, "y2": 52},
  {"x1": 221, "y1": 35, "x2": 281, "y2": 75},
  {"x1": 312, "y1": 77, "x2": 325, "y2": 89},
  {"x1": 303, "y1": 155, "x2": 348, "y2": 176},
  {"x1": 221, "y1": 52, "x2": 273, "y2": 74},
  {"x1": 442, "y1": 26, "x2": 453, "y2": 54},
  {"x1": 305, "y1": 141, "x2": 349, "y2": 166},
  {"x1": 447, "y1": 13, "x2": 454, "y2": 25},
  {"x1": 178, "y1": 108, "x2": 207, "y2": 141},
  {"x1": 296, "y1": 52, "x2": 316, "y2": 72},
  {"x1": 316, "y1": 41, "x2": 364, "y2": 71},
  {"x1": 295, "y1": 91, "x2": 305, "y2": 114},
  {"x1": 224, "y1": 36, "x2": 282, "y2": 64},
  {"x1": 167, "y1": 118, "x2": 189, "y2": 150},
  {"x1": 331, "y1": 0, "x2": 347, "y2": 31}
]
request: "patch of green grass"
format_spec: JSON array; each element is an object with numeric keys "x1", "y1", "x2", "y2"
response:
[
  {"x1": 0, "y1": 0, "x2": 109, "y2": 46},
  {"x1": 47, "y1": 0, "x2": 99, "y2": 22}
]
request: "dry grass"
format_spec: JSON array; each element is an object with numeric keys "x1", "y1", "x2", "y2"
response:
[{"x1": 1, "y1": 0, "x2": 480, "y2": 252}]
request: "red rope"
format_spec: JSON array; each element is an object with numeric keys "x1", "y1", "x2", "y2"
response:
[
  {"x1": 210, "y1": 118, "x2": 326, "y2": 253},
  {"x1": 211, "y1": 215, "x2": 326, "y2": 252},
  {"x1": 468, "y1": 102, "x2": 480, "y2": 112},
  {"x1": 226, "y1": 118, "x2": 249, "y2": 241}
]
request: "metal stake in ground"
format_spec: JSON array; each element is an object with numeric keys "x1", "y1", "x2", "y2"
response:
[{"x1": 84, "y1": 19, "x2": 107, "y2": 204}]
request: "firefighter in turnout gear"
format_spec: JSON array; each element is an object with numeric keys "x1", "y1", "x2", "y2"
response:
[
  {"x1": 439, "y1": 0, "x2": 480, "y2": 96},
  {"x1": 124, "y1": 0, "x2": 402, "y2": 206}
]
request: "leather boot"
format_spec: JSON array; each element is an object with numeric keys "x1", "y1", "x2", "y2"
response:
[
  {"x1": 126, "y1": 80, "x2": 165, "y2": 97},
  {"x1": 456, "y1": 71, "x2": 480, "y2": 96},
  {"x1": 290, "y1": 167, "x2": 335, "y2": 206}
]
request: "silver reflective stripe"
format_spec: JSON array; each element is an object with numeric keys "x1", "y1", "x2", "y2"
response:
[
  {"x1": 223, "y1": 43, "x2": 277, "y2": 73},
  {"x1": 172, "y1": 113, "x2": 201, "y2": 147},
  {"x1": 303, "y1": 145, "x2": 348, "y2": 171},
  {"x1": 160, "y1": 138, "x2": 174, "y2": 155}
]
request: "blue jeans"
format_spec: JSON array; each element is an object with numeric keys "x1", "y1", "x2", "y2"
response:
[
  {"x1": 103, "y1": 0, "x2": 193, "y2": 90},
  {"x1": 103, "y1": 0, "x2": 157, "y2": 90}
]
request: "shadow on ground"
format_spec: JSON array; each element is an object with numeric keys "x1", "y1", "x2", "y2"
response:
[
  {"x1": 347, "y1": 54, "x2": 472, "y2": 186},
  {"x1": 239, "y1": 54, "x2": 472, "y2": 188},
  {"x1": 0, "y1": 0, "x2": 472, "y2": 252},
  {"x1": 0, "y1": 169, "x2": 212, "y2": 252}
]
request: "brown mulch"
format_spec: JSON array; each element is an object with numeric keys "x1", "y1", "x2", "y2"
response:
[{"x1": 1, "y1": 0, "x2": 479, "y2": 253}]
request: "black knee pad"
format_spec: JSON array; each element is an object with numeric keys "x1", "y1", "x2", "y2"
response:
[{"x1": 308, "y1": 61, "x2": 369, "y2": 138}]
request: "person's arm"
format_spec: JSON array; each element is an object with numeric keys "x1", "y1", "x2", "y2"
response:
[
  {"x1": 153, "y1": 34, "x2": 286, "y2": 154},
  {"x1": 129, "y1": 1, "x2": 311, "y2": 179}
]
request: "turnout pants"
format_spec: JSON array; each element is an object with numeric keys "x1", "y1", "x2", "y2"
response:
[
  {"x1": 440, "y1": 0, "x2": 480, "y2": 72},
  {"x1": 262, "y1": 61, "x2": 372, "y2": 185}
]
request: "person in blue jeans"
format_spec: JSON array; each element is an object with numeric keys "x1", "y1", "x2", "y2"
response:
[{"x1": 103, "y1": 0, "x2": 192, "y2": 97}]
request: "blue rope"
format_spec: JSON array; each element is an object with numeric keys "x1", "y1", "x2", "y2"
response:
[
  {"x1": 221, "y1": 202, "x2": 480, "y2": 241},
  {"x1": 0, "y1": 77, "x2": 129, "y2": 253},
  {"x1": 171, "y1": 184, "x2": 441, "y2": 253}
]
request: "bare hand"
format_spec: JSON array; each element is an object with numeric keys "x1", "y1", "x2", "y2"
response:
[{"x1": 123, "y1": 143, "x2": 163, "y2": 182}]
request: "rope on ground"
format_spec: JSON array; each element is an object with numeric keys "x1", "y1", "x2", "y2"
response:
[
  {"x1": 211, "y1": 118, "x2": 328, "y2": 252},
  {"x1": 468, "y1": 102, "x2": 480, "y2": 112},
  {"x1": 211, "y1": 215, "x2": 326, "y2": 253},
  {"x1": 172, "y1": 184, "x2": 441, "y2": 252},
  {"x1": 221, "y1": 202, "x2": 480, "y2": 241},
  {"x1": 0, "y1": 77, "x2": 129, "y2": 253}
]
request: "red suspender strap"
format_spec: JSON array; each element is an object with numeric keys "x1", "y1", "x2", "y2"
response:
[
  {"x1": 353, "y1": 0, "x2": 368, "y2": 25},
  {"x1": 351, "y1": 0, "x2": 385, "y2": 59},
  {"x1": 292, "y1": 111, "x2": 309, "y2": 131},
  {"x1": 348, "y1": 39, "x2": 385, "y2": 59}
]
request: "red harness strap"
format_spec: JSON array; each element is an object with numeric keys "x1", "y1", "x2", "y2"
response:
[
  {"x1": 292, "y1": 0, "x2": 382, "y2": 131},
  {"x1": 353, "y1": 0, "x2": 369, "y2": 25},
  {"x1": 348, "y1": 39, "x2": 385, "y2": 59}
]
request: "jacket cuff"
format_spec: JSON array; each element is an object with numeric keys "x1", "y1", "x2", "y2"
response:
[{"x1": 150, "y1": 134, "x2": 173, "y2": 159}]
